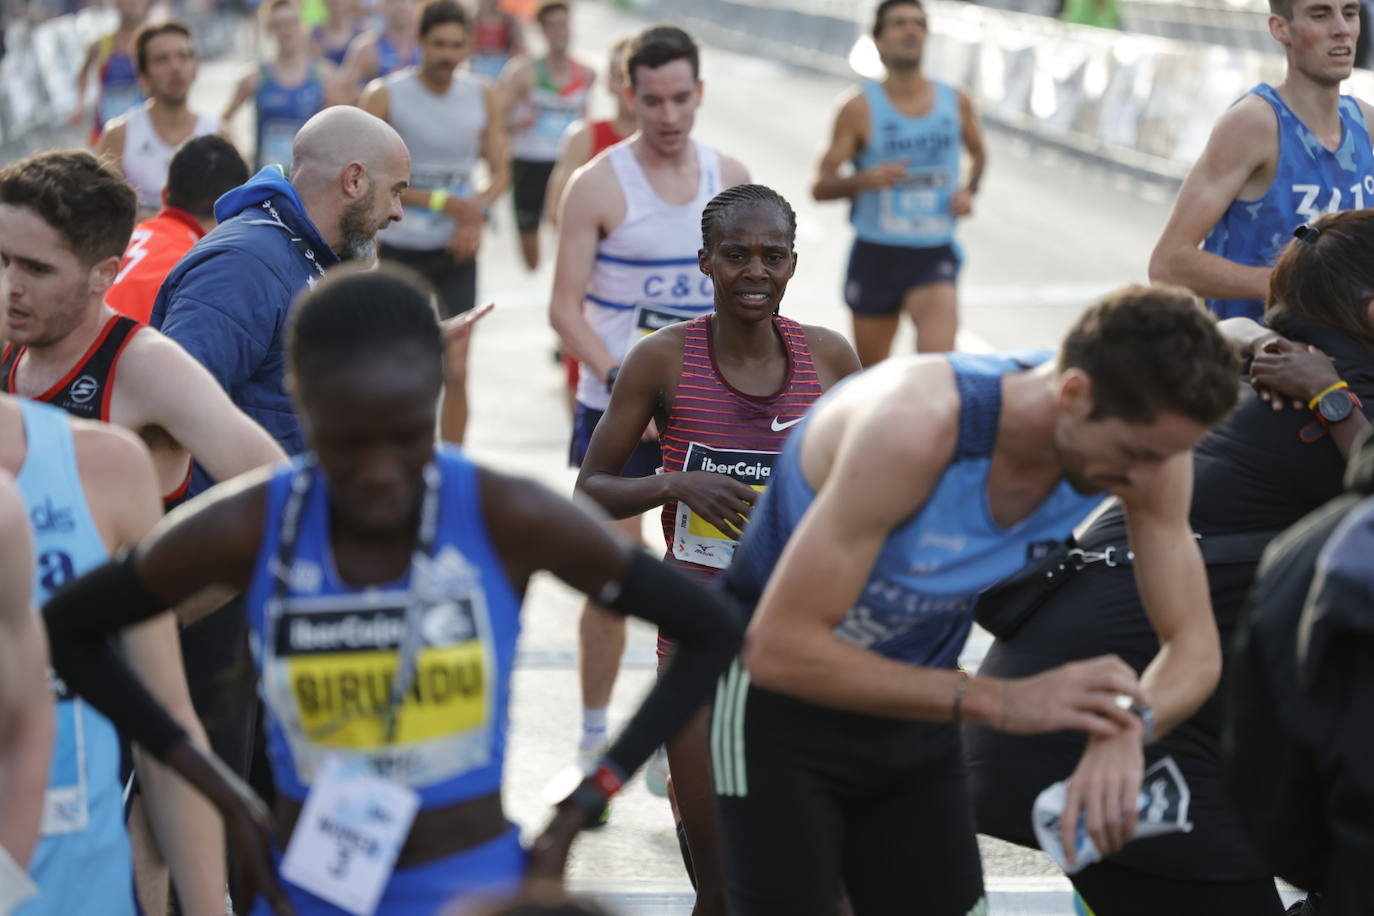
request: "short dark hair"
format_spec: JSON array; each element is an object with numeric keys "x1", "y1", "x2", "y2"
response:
[
  {"x1": 1269, "y1": 0, "x2": 1294, "y2": 19},
  {"x1": 700, "y1": 184, "x2": 797, "y2": 251},
  {"x1": 165, "y1": 136, "x2": 249, "y2": 222},
  {"x1": 287, "y1": 263, "x2": 443, "y2": 389},
  {"x1": 873, "y1": 0, "x2": 924, "y2": 38},
  {"x1": 134, "y1": 20, "x2": 193, "y2": 74},
  {"x1": 0, "y1": 150, "x2": 136, "y2": 266},
  {"x1": 624, "y1": 25, "x2": 699, "y2": 89},
  {"x1": 418, "y1": 0, "x2": 466, "y2": 38},
  {"x1": 1267, "y1": 210, "x2": 1374, "y2": 353},
  {"x1": 535, "y1": 0, "x2": 567, "y2": 24},
  {"x1": 1058, "y1": 285, "x2": 1238, "y2": 426}
]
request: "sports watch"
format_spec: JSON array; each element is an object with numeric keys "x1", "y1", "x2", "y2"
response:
[{"x1": 1310, "y1": 381, "x2": 1359, "y2": 426}]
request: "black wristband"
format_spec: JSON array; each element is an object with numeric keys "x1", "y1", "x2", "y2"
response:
[
  {"x1": 594, "y1": 551, "x2": 744, "y2": 779},
  {"x1": 44, "y1": 551, "x2": 166, "y2": 639}
]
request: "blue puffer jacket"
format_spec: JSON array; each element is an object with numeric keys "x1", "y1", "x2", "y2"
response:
[{"x1": 151, "y1": 168, "x2": 339, "y2": 489}]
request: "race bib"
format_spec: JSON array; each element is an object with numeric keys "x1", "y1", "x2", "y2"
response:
[
  {"x1": 279, "y1": 755, "x2": 420, "y2": 916},
  {"x1": 42, "y1": 684, "x2": 90, "y2": 837},
  {"x1": 265, "y1": 556, "x2": 496, "y2": 788},
  {"x1": 626, "y1": 302, "x2": 701, "y2": 351},
  {"x1": 672, "y1": 443, "x2": 777, "y2": 570},
  {"x1": 98, "y1": 85, "x2": 142, "y2": 127},
  {"x1": 535, "y1": 105, "x2": 579, "y2": 142},
  {"x1": 878, "y1": 169, "x2": 953, "y2": 237}
]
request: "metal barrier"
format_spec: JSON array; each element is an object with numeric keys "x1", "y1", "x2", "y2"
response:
[
  {"x1": 0, "y1": 5, "x2": 239, "y2": 160},
  {"x1": 634, "y1": 0, "x2": 1374, "y2": 184}
]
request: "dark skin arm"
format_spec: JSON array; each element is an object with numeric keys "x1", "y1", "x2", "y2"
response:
[
  {"x1": 575, "y1": 326, "x2": 757, "y2": 531},
  {"x1": 1250, "y1": 339, "x2": 1372, "y2": 460}
]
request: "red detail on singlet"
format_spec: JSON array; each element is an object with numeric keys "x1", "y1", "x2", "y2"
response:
[
  {"x1": 472, "y1": 15, "x2": 516, "y2": 56},
  {"x1": 658, "y1": 314, "x2": 825, "y2": 580},
  {"x1": 107, "y1": 207, "x2": 205, "y2": 325},
  {"x1": 590, "y1": 119, "x2": 626, "y2": 158}
]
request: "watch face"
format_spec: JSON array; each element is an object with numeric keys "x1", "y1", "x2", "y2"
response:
[{"x1": 1318, "y1": 390, "x2": 1354, "y2": 423}]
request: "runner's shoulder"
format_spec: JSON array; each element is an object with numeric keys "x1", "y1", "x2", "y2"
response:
[
  {"x1": 839, "y1": 356, "x2": 959, "y2": 456},
  {"x1": 797, "y1": 322, "x2": 861, "y2": 382},
  {"x1": 718, "y1": 151, "x2": 751, "y2": 187},
  {"x1": 1209, "y1": 92, "x2": 1279, "y2": 156},
  {"x1": 69, "y1": 416, "x2": 154, "y2": 496}
]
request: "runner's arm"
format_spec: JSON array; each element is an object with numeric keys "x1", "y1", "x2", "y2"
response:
[
  {"x1": 92, "y1": 119, "x2": 127, "y2": 172},
  {"x1": 956, "y1": 89, "x2": 986, "y2": 203},
  {"x1": 498, "y1": 56, "x2": 534, "y2": 122},
  {"x1": 336, "y1": 34, "x2": 378, "y2": 98},
  {"x1": 481, "y1": 468, "x2": 744, "y2": 781},
  {"x1": 221, "y1": 69, "x2": 258, "y2": 122},
  {"x1": 78, "y1": 426, "x2": 230, "y2": 911},
  {"x1": 719, "y1": 153, "x2": 751, "y2": 189},
  {"x1": 813, "y1": 93, "x2": 893, "y2": 201},
  {"x1": 549, "y1": 166, "x2": 618, "y2": 382},
  {"x1": 474, "y1": 80, "x2": 512, "y2": 208},
  {"x1": 543, "y1": 119, "x2": 592, "y2": 228},
  {"x1": 115, "y1": 331, "x2": 286, "y2": 486},
  {"x1": 1148, "y1": 100, "x2": 1275, "y2": 301},
  {"x1": 0, "y1": 477, "x2": 53, "y2": 868},
  {"x1": 1119, "y1": 451, "x2": 1222, "y2": 737},
  {"x1": 41, "y1": 470, "x2": 283, "y2": 911},
  {"x1": 69, "y1": 39, "x2": 99, "y2": 127},
  {"x1": 576, "y1": 331, "x2": 678, "y2": 517}
]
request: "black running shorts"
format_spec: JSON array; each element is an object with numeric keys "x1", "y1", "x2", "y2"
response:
[
  {"x1": 844, "y1": 238, "x2": 960, "y2": 317},
  {"x1": 379, "y1": 244, "x2": 477, "y2": 320},
  {"x1": 713, "y1": 660, "x2": 986, "y2": 916},
  {"x1": 512, "y1": 159, "x2": 556, "y2": 233}
]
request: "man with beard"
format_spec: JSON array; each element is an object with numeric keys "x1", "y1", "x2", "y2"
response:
[
  {"x1": 712, "y1": 287, "x2": 1239, "y2": 914},
  {"x1": 361, "y1": 0, "x2": 508, "y2": 445},
  {"x1": 1150, "y1": 0, "x2": 1374, "y2": 320},
  {"x1": 147, "y1": 109, "x2": 407, "y2": 842},
  {"x1": 93, "y1": 21, "x2": 232, "y2": 220}
]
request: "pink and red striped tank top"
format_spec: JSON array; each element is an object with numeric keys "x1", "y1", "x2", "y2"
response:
[{"x1": 659, "y1": 314, "x2": 824, "y2": 580}]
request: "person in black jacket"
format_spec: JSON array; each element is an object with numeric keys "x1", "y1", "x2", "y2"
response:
[{"x1": 967, "y1": 209, "x2": 1374, "y2": 916}]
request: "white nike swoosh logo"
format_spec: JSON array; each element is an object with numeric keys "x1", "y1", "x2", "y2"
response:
[{"x1": 771, "y1": 416, "x2": 804, "y2": 431}]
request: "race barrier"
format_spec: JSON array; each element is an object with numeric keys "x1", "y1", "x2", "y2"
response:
[{"x1": 635, "y1": 0, "x2": 1374, "y2": 184}]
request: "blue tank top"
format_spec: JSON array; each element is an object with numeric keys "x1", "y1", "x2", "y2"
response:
[
  {"x1": 1201, "y1": 84, "x2": 1374, "y2": 321},
  {"x1": 850, "y1": 80, "x2": 962, "y2": 249},
  {"x1": 723, "y1": 352, "x2": 1103, "y2": 669},
  {"x1": 97, "y1": 47, "x2": 143, "y2": 131},
  {"x1": 245, "y1": 448, "x2": 523, "y2": 807},
  {"x1": 255, "y1": 63, "x2": 326, "y2": 171},
  {"x1": 15, "y1": 400, "x2": 134, "y2": 916},
  {"x1": 376, "y1": 34, "x2": 420, "y2": 78}
]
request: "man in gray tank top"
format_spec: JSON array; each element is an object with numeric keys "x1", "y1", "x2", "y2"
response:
[{"x1": 360, "y1": 0, "x2": 509, "y2": 445}]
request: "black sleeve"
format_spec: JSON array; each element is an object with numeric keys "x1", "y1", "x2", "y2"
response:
[
  {"x1": 596, "y1": 550, "x2": 745, "y2": 783},
  {"x1": 43, "y1": 553, "x2": 190, "y2": 760}
]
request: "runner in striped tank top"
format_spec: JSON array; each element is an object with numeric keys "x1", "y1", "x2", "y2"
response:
[{"x1": 576, "y1": 185, "x2": 859, "y2": 915}]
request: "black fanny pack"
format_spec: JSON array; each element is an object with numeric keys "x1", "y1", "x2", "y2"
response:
[{"x1": 974, "y1": 530, "x2": 1277, "y2": 641}]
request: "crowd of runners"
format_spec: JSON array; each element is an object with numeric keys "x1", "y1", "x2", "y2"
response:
[{"x1": 3, "y1": 0, "x2": 1374, "y2": 913}]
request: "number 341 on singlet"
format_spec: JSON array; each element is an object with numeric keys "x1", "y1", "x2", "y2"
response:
[{"x1": 673, "y1": 442, "x2": 777, "y2": 571}]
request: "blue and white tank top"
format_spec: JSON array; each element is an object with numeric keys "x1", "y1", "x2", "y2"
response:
[
  {"x1": 850, "y1": 80, "x2": 962, "y2": 249},
  {"x1": 578, "y1": 140, "x2": 721, "y2": 411},
  {"x1": 15, "y1": 399, "x2": 134, "y2": 916},
  {"x1": 722, "y1": 352, "x2": 1103, "y2": 670},
  {"x1": 255, "y1": 62, "x2": 326, "y2": 172},
  {"x1": 245, "y1": 447, "x2": 523, "y2": 807},
  {"x1": 1202, "y1": 84, "x2": 1374, "y2": 321}
]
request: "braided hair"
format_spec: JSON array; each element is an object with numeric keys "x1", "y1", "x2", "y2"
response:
[{"x1": 699, "y1": 183, "x2": 797, "y2": 252}]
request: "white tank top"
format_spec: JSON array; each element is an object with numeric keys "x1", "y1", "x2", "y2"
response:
[
  {"x1": 121, "y1": 104, "x2": 222, "y2": 213},
  {"x1": 576, "y1": 139, "x2": 722, "y2": 411},
  {"x1": 378, "y1": 68, "x2": 488, "y2": 251}
]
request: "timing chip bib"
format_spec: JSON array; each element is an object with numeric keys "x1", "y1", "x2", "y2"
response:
[
  {"x1": 262, "y1": 548, "x2": 497, "y2": 789},
  {"x1": 673, "y1": 442, "x2": 778, "y2": 571}
]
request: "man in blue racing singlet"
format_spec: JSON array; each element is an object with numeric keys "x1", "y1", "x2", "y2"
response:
[
  {"x1": 1151, "y1": 0, "x2": 1374, "y2": 320},
  {"x1": 712, "y1": 286, "x2": 1240, "y2": 915},
  {"x1": 813, "y1": 0, "x2": 986, "y2": 366}
]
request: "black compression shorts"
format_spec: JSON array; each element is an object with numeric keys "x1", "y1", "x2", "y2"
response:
[
  {"x1": 713, "y1": 660, "x2": 985, "y2": 915},
  {"x1": 844, "y1": 238, "x2": 960, "y2": 316},
  {"x1": 512, "y1": 159, "x2": 556, "y2": 233},
  {"x1": 379, "y1": 244, "x2": 477, "y2": 320}
]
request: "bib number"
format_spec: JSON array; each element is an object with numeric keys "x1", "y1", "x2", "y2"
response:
[
  {"x1": 280, "y1": 755, "x2": 420, "y2": 916},
  {"x1": 672, "y1": 443, "x2": 776, "y2": 570},
  {"x1": 626, "y1": 302, "x2": 700, "y2": 351},
  {"x1": 878, "y1": 169, "x2": 952, "y2": 237}
]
